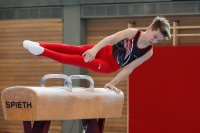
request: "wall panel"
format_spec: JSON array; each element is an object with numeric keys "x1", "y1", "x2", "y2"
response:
[
  {"x1": 129, "y1": 46, "x2": 200, "y2": 133},
  {"x1": 87, "y1": 14, "x2": 200, "y2": 133},
  {"x1": 0, "y1": 19, "x2": 63, "y2": 133}
]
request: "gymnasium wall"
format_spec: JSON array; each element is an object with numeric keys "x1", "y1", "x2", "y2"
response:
[
  {"x1": 0, "y1": 19, "x2": 63, "y2": 133},
  {"x1": 129, "y1": 46, "x2": 200, "y2": 133},
  {"x1": 0, "y1": 0, "x2": 171, "y2": 7},
  {"x1": 87, "y1": 14, "x2": 200, "y2": 133}
]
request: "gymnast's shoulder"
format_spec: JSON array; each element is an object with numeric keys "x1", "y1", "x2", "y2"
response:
[{"x1": 120, "y1": 28, "x2": 138, "y2": 39}]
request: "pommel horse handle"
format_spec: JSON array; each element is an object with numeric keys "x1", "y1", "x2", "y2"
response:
[
  {"x1": 40, "y1": 74, "x2": 95, "y2": 92},
  {"x1": 40, "y1": 74, "x2": 73, "y2": 92},
  {"x1": 69, "y1": 75, "x2": 94, "y2": 92}
]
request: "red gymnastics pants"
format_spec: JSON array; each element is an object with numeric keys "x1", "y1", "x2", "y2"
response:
[{"x1": 38, "y1": 42, "x2": 120, "y2": 74}]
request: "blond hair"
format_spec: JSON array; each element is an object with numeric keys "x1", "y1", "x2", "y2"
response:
[{"x1": 151, "y1": 16, "x2": 171, "y2": 40}]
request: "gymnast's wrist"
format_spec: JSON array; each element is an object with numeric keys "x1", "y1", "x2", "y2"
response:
[
  {"x1": 109, "y1": 81, "x2": 117, "y2": 86},
  {"x1": 92, "y1": 46, "x2": 100, "y2": 53}
]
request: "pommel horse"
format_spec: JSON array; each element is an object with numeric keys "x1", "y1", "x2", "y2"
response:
[{"x1": 1, "y1": 74, "x2": 124, "y2": 133}]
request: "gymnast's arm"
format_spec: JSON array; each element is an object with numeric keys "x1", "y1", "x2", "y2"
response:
[
  {"x1": 105, "y1": 49, "x2": 153, "y2": 93},
  {"x1": 83, "y1": 28, "x2": 137, "y2": 62}
]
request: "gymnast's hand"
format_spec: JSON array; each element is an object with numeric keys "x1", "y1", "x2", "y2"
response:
[
  {"x1": 104, "y1": 83, "x2": 121, "y2": 94},
  {"x1": 82, "y1": 48, "x2": 98, "y2": 63}
]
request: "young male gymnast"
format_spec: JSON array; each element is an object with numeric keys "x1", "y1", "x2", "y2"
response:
[{"x1": 23, "y1": 16, "x2": 171, "y2": 94}]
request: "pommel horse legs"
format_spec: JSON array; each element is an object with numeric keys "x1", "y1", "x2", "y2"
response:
[
  {"x1": 82, "y1": 119, "x2": 105, "y2": 133},
  {"x1": 1, "y1": 74, "x2": 124, "y2": 133}
]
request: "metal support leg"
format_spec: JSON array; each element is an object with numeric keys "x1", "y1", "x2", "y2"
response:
[
  {"x1": 98, "y1": 118, "x2": 105, "y2": 133},
  {"x1": 23, "y1": 121, "x2": 51, "y2": 133},
  {"x1": 32, "y1": 121, "x2": 51, "y2": 133},
  {"x1": 23, "y1": 121, "x2": 32, "y2": 133},
  {"x1": 82, "y1": 119, "x2": 105, "y2": 133}
]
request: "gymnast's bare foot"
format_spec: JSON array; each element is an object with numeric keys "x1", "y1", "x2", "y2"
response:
[{"x1": 23, "y1": 40, "x2": 44, "y2": 55}]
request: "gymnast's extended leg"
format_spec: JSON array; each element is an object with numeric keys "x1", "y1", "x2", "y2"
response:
[
  {"x1": 23, "y1": 40, "x2": 94, "y2": 55},
  {"x1": 23, "y1": 40, "x2": 113, "y2": 73}
]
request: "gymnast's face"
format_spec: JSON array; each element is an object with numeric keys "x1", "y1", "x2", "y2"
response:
[{"x1": 146, "y1": 26, "x2": 164, "y2": 45}]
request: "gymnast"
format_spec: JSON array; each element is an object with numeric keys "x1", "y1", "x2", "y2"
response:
[{"x1": 23, "y1": 16, "x2": 171, "y2": 94}]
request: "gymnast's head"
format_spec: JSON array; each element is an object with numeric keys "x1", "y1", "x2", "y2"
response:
[{"x1": 146, "y1": 16, "x2": 171, "y2": 44}]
